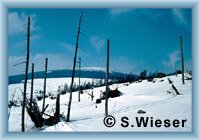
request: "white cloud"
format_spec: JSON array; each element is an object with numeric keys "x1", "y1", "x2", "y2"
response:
[
  {"x1": 111, "y1": 55, "x2": 137, "y2": 73},
  {"x1": 8, "y1": 12, "x2": 38, "y2": 35},
  {"x1": 9, "y1": 53, "x2": 73, "y2": 76},
  {"x1": 172, "y1": 9, "x2": 186, "y2": 23},
  {"x1": 60, "y1": 42, "x2": 74, "y2": 54},
  {"x1": 163, "y1": 50, "x2": 180, "y2": 70},
  {"x1": 9, "y1": 56, "x2": 26, "y2": 76},
  {"x1": 184, "y1": 59, "x2": 192, "y2": 71},
  {"x1": 8, "y1": 12, "x2": 25, "y2": 35},
  {"x1": 137, "y1": 9, "x2": 164, "y2": 20},
  {"x1": 31, "y1": 34, "x2": 41, "y2": 41},
  {"x1": 90, "y1": 36, "x2": 105, "y2": 52},
  {"x1": 171, "y1": 9, "x2": 189, "y2": 29},
  {"x1": 32, "y1": 53, "x2": 72, "y2": 71},
  {"x1": 109, "y1": 8, "x2": 132, "y2": 16},
  {"x1": 79, "y1": 55, "x2": 138, "y2": 74},
  {"x1": 9, "y1": 41, "x2": 26, "y2": 48},
  {"x1": 109, "y1": 9, "x2": 163, "y2": 19},
  {"x1": 9, "y1": 34, "x2": 41, "y2": 50}
]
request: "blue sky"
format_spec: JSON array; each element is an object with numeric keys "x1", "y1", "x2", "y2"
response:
[{"x1": 8, "y1": 8, "x2": 192, "y2": 76}]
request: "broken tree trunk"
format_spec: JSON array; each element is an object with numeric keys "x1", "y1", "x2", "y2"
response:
[
  {"x1": 27, "y1": 101, "x2": 59, "y2": 127},
  {"x1": 20, "y1": 86, "x2": 57, "y2": 128},
  {"x1": 172, "y1": 84, "x2": 180, "y2": 95},
  {"x1": 87, "y1": 92, "x2": 94, "y2": 101},
  {"x1": 168, "y1": 78, "x2": 173, "y2": 84},
  {"x1": 27, "y1": 102, "x2": 44, "y2": 128},
  {"x1": 42, "y1": 58, "x2": 48, "y2": 114},
  {"x1": 91, "y1": 91, "x2": 94, "y2": 101},
  {"x1": 55, "y1": 95, "x2": 60, "y2": 123}
]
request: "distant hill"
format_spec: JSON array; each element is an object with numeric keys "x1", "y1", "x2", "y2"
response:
[{"x1": 9, "y1": 68, "x2": 136, "y2": 84}]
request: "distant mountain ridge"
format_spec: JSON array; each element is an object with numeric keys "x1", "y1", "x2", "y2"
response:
[{"x1": 9, "y1": 68, "x2": 132, "y2": 84}]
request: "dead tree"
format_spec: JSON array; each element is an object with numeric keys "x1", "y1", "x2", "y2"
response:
[
  {"x1": 30, "y1": 63, "x2": 34, "y2": 108},
  {"x1": 27, "y1": 102, "x2": 44, "y2": 128},
  {"x1": 91, "y1": 91, "x2": 94, "y2": 101},
  {"x1": 87, "y1": 92, "x2": 94, "y2": 101},
  {"x1": 42, "y1": 58, "x2": 48, "y2": 114},
  {"x1": 78, "y1": 57, "x2": 81, "y2": 102},
  {"x1": 66, "y1": 11, "x2": 83, "y2": 122},
  {"x1": 180, "y1": 35, "x2": 185, "y2": 84},
  {"x1": 105, "y1": 39, "x2": 109, "y2": 116},
  {"x1": 8, "y1": 89, "x2": 16, "y2": 119},
  {"x1": 22, "y1": 16, "x2": 30, "y2": 132},
  {"x1": 172, "y1": 84, "x2": 180, "y2": 95},
  {"x1": 27, "y1": 95, "x2": 59, "y2": 128},
  {"x1": 55, "y1": 95, "x2": 60, "y2": 123},
  {"x1": 168, "y1": 78, "x2": 173, "y2": 84},
  {"x1": 19, "y1": 86, "x2": 57, "y2": 128}
]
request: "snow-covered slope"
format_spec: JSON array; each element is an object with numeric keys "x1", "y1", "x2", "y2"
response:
[
  {"x1": 81, "y1": 67, "x2": 106, "y2": 72},
  {"x1": 8, "y1": 74, "x2": 192, "y2": 132}
]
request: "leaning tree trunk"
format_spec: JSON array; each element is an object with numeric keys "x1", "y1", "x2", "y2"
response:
[
  {"x1": 172, "y1": 84, "x2": 181, "y2": 95},
  {"x1": 42, "y1": 58, "x2": 48, "y2": 114},
  {"x1": 22, "y1": 16, "x2": 30, "y2": 132},
  {"x1": 66, "y1": 11, "x2": 83, "y2": 122}
]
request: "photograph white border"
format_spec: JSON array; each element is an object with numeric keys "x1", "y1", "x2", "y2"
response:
[{"x1": 0, "y1": 0, "x2": 199, "y2": 139}]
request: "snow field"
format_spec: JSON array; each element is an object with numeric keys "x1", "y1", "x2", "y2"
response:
[{"x1": 8, "y1": 74, "x2": 192, "y2": 132}]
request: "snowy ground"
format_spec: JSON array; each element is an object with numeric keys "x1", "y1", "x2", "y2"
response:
[{"x1": 8, "y1": 74, "x2": 192, "y2": 132}]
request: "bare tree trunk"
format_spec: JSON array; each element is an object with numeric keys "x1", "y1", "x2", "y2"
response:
[
  {"x1": 172, "y1": 84, "x2": 180, "y2": 95},
  {"x1": 105, "y1": 39, "x2": 109, "y2": 116},
  {"x1": 91, "y1": 91, "x2": 94, "y2": 101},
  {"x1": 30, "y1": 63, "x2": 34, "y2": 108},
  {"x1": 22, "y1": 16, "x2": 30, "y2": 132},
  {"x1": 66, "y1": 11, "x2": 83, "y2": 122},
  {"x1": 78, "y1": 57, "x2": 81, "y2": 102},
  {"x1": 55, "y1": 95, "x2": 60, "y2": 123},
  {"x1": 42, "y1": 58, "x2": 48, "y2": 114},
  {"x1": 180, "y1": 35, "x2": 185, "y2": 84}
]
